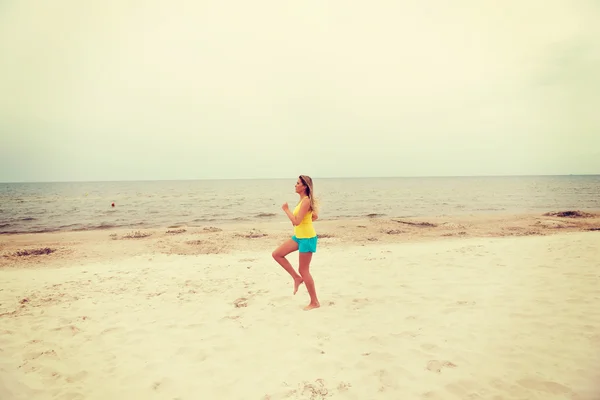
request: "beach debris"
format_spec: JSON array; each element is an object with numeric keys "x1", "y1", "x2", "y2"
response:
[
  {"x1": 366, "y1": 213, "x2": 385, "y2": 218},
  {"x1": 166, "y1": 228, "x2": 186, "y2": 234},
  {"x1": 203, "y1": 226, "x2": 222, "y2": 232},
  {"x1": 543, "y1": 210, "x2": 594, "y2": 218},
  {"x1": 391, "y1": 219, "x2": 437, "y2": 227},
  {"x1": 11, "y1": 248, "x2": 56, "y2": 257},
  {"x1": 443, "y1": 231, "x2": 468, "y2": 237},
  {"x1": 179, "y1": 239, "x2": 228, "y2": 254},
  {"x1": 440, "y1": 222, "x2": 466, "y2": 229},
  {"x1": 255, "y1": 212, "x2": 276, "y2": 218},
  {"x1": 300, "y1": 379, "x2": 329, "y2": 399},
  {"x1": 519, "y1": 230, "x2": 544, "y2": 236},
  {"x1": 317, "y1": 233, "x2": 334, "y2": 238},
  {"x1": 267, "y1": 379, "x2": 344, "y2": 400},
  {"x1": 236, "y1": 229, "x2": 267, "y2": 239},
  {"x1": 384, "y1": 229, "x2": 404, "y2": 235},
  {"x1": 503, "y1": 226, "x2": 545, "y2": 236},
  {"x1": 122, "y1": 231, "x2": 152, "y2": 239},
  {"x1": 535, "y1": 220, "x2": 574, "y2": 229},
  {"x1": 588, "y1": 227, "x2": 600, "y2": 231}
]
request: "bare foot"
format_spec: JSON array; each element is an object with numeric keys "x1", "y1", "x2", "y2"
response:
[
  {"x1": 303, "y1": 302, "x2": 320, "y2": 311},
  {"x1": 293, "y1": 277, "x2": 304, "y2": 295}
]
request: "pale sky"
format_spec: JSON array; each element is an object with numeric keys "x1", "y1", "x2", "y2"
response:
[{"x1": 1, "y1": 0, "x2": 599, "y2": 182}]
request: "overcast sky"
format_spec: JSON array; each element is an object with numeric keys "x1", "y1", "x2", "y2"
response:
[{"x1": 1, "y1": 0, "x2": 599, "y2": 182}]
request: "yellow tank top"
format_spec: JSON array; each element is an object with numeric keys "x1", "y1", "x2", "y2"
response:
[{"x1": 293, "y1": 197, "x2": 316, "y2": 238}]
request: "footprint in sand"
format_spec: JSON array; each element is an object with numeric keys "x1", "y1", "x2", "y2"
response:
[
  {"x1": 24, "y1": 349, "x2": 58, "y2": 361},
  {"x1": 352, "y1": 298, "x2": 370, "y2": 309},
  {"x1": 337, "y1": 382, "x2": 352, "y2": 392},
  {"x1": 444, "y1": 300, "x2": 477, "y2": 313},
  {"x1": 52, "y1": 325, "x2": 81, "y2": 335},
  {"x1": 267, "y1": 379, "x2": 351, "y2": 399},
  {"x1": 426, "y1": 360, "x2": 457, "y2": 373},
  {"x1": 396, "y1": 330, "x2": 420, "y2": 339},
  {"x1": 299, "y1": 379, "x2": 330, "y2": 398},
  {"x1": 517, "y1": 378, "x2": 573, "y2": 395},
  {"x1": 455, "y1": 300, "x2": 476, "y2": 306},
  {"x1": 100, "y1": 327, "x2": 123, "y2": 335},
  {"x1": 65, "y1": 371, "x2": 89, "y2": 383},
  {"x1": 151, "y1": 377, "x2": 178, "y2": 393},
  {"x1": 233, "y1": 298, "x2": 248, "y2": 308}
]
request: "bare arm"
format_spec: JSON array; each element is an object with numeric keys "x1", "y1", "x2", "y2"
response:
[{"x1": 282, "y1": 198, "x2": 310, "y2": 226}]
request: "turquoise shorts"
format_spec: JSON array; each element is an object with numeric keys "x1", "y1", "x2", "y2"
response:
[{"x1": 292, "y1": 235, "x2": 318, "y2": 253}]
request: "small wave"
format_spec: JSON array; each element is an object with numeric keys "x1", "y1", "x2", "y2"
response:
[
  {"x1": 0, "y1": 226, "x2": 62, "y2": 234},
  {"x1": 255, "y1": 213, "x2": 276, "y2": 218},
  {"x1": 192, "y1": 218, "x2": 208, "y2": 223},
  {"x1": 365, "y1": 213, "x2": 385, "y2": 218},
  {"x1": 71, "y1": 222, "x2": 147, "y2": 232},
  {"x1": 58, "y1": 223, "x2": 85, "y2": 230},
  {"x1": 0, "y1": 217, "x2": 37, "y2": 230},
  {"x1": 98, "y1": 210, "x2": 118, "y2": 216},
  {"x1": 72, "y1": 224, "x2": 118, "y2": 231}
]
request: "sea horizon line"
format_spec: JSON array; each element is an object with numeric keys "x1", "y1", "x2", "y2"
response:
[{"x1": 1, "y1": 173, "x2": 599, "y2": 185}]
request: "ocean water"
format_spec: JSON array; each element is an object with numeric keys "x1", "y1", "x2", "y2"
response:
[{"x1": 1, "y1": 176, "x2": 599, "y2": 234}]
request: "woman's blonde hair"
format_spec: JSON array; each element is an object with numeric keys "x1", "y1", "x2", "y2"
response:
[{"x1": 299, "y1": 175, "x2": 318, "y2": 212}]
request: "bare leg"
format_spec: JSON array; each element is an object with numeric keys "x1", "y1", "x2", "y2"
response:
[
  {"x1": 298, "y1": 252, "x2": 320, "y2": 310},
  {"x1": 272, "y1": 239, "x2": 304, "y2": 294}
]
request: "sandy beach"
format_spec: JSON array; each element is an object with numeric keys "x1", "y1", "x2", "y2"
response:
[{"x1": 1, "y1": 211, "x2": 599, "y2": 399}]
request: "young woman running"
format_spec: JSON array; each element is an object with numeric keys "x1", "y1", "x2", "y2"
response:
[{"x1": 272, "y1": 175, "x2": 320, "y2": 310}]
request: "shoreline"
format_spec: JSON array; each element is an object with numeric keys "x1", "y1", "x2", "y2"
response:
[
  {"x1": 3, "y1": 207, "x2": 600, "y2": 236},
  {"x1": 1, "y1": 210, "x2": 599, "y2": 269}
]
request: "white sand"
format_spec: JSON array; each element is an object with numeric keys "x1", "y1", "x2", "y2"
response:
[{"x1": 1, "y1": 230, "x2": 599, "y2": 399}]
